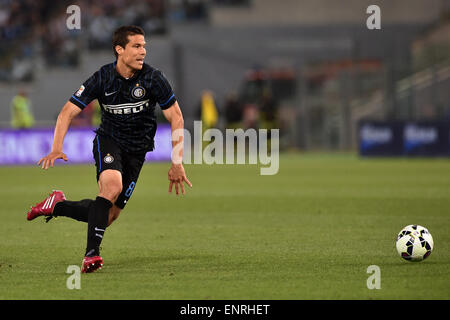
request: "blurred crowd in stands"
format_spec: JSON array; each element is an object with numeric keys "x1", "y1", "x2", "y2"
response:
[
  {"x1": 0, "y1": 0, "x2": 167, "y2": 81},
  {"x1": 0, "y1": 0, "x2": 249, "y2": 82}
]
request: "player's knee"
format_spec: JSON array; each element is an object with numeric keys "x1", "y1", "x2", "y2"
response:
[
  {"x1": 100, "y1": 183, "x2": 122, "y2": 203},
  {"x1": 109, "y1": 184, "x2": 123, "y2": 201},
  {"x1": 98, "y1": 169, "x2": 123, "y2": 202}
]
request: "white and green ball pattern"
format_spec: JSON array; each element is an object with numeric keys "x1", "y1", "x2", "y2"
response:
[{"x1": 396, "y1": 225, "x2": 433, "y2": 262}]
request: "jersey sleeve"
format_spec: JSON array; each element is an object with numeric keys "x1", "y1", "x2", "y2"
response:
[
  {"x1": 151, "y1": 70, "x2": 177, "y2": 110},
  {"x1": 69, "y1": 71, "x2": 101, "y2": 110}
]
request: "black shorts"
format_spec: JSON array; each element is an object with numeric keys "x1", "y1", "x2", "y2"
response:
[{"x1": 93, "y1": 134, "x2": 146, "y2": 209}]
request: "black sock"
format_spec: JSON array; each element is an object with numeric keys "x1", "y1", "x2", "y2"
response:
[
  {"x1": 85, "y1": 196, "x2": 112, "y2": 257},
  {"x1": 53, "y1": 200, "x2": 93, "y2": 223}
]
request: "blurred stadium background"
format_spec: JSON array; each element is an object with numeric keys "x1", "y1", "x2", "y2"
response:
[{"x1": 1, "y1": 0, "x2": 449, "y2": 154}]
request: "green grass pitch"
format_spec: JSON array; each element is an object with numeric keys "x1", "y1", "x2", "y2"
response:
[{"x1": 0, "y1": 153, "x2": 449, "y2": 299}]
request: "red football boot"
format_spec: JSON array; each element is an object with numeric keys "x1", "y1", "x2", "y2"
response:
[
  {"x1": 81, "y1": 256, "x2": 103, "y2": 273},
  {"x1": 27, "y1": 190, "x2": 66, "y2": 221}
]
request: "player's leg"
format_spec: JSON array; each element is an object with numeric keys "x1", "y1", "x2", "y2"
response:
[
  {"x1": 28, "y1": 194, "x2": 94, "y2": 223},
  {"x1": 27, "y1": 190, "x2": 67, "y2": 221},
  {"x1": 52, "y1": 199, "x2": 93, "y2": 222},
  {"x1": 97, "y1": 168, "x2": 123, "y2": 202},
  {"x1": 105, "y1": 151, "x2": 147, "y2": 226},
  {"x1": 84, "y1": 169, "x2": 122, "y2": 258},
  {"x1": 57, "y1": 167, "x2": 122, "y2": 223},
  {"x1": 29, "y1": 194, "x2": 118, "y2": 224},
  {"x1": 84, "y1": 134, "x2": 123, "y2": 257},
  {"x1": 82, "y1": 135, "x2": 123, "y2": 272},
  {"x1": 28, "y1": 135, "x2": 121, "y2": 223},
  {"x1": 35, "y1": 190, "x2": 122, "y2": 227},
  {"x1": 108, "y1": 205, "x2": 122, "y2": 226}
]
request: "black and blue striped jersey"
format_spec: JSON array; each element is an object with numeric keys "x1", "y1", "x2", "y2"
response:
[{"x1": 69, "y1": 62, "x2": 176, "y2": 153}]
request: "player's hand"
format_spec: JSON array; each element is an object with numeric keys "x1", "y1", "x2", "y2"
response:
[
  {"x1": 37, "y1": 151, "x2": 68, "y2": 170},
  {"x1": 168, "y1": 163, "x2": 192, "y2": 195}
]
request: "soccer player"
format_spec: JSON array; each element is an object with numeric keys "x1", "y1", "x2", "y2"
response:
[{"x1": 26, "y1": 25, "x2": 192, "y2": 273}]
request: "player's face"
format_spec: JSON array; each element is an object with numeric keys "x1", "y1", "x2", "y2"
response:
[{"x1": 120, "y1": 34, "x2": 146, "y2": 70}]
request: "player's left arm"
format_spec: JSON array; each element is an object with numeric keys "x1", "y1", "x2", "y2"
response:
[{"x1": 162, "y1": 101, "x2": 192, "y2": 195}]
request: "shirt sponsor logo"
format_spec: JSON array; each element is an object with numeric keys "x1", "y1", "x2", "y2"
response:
[{"x1": 102, "y1": 100, "x2": 149, "y2": 115}]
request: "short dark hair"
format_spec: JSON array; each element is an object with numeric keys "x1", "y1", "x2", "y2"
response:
[{"x1": 112, "y1": 25, "x2": 145, "y2": 58}]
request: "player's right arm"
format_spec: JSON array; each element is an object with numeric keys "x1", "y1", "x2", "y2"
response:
[
  {"x1": 39, "y1": 70, "x2": 101, "y2": 170},
  {"x1": 38, "y1": 101, "x2": 82, "y2": 169}
]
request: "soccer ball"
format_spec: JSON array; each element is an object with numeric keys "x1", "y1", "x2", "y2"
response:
[{"x1": 396, "y1": 225, "x2": 433, "y2": 262}]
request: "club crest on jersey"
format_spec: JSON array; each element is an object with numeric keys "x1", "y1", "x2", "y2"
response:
[
  {"x1": 132, "y1": 84, "x2": 146, "y2": 99},
  {"x1": 103, "y1": 153, "x2": 114, "y2": 164}
]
